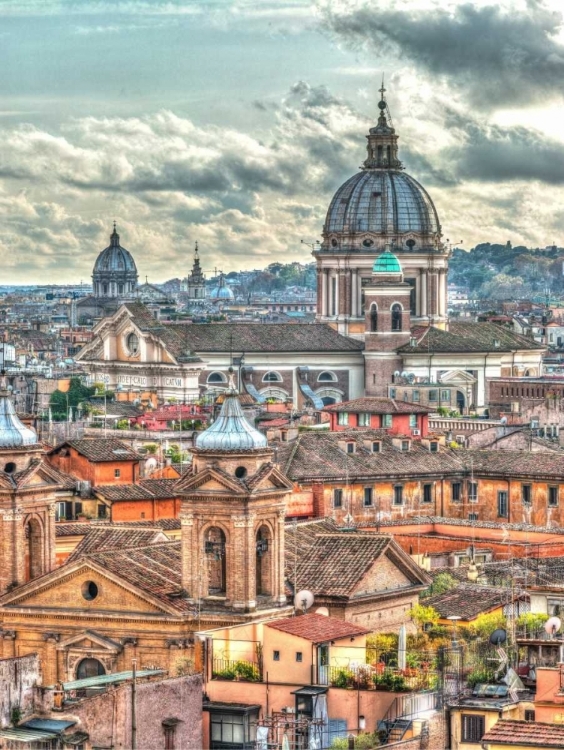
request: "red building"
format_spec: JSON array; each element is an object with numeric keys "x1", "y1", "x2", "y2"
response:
[
  {"x1": 131, "y1": 404, "x2": 205, "y2": 431},
  {"x1": 323, "y1": 397, "x2": 432, "y2": 437}
]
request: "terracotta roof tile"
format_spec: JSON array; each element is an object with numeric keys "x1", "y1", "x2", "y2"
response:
[
  {"x1": 397, "y1": 322, "x2": 544, "y2": 354},
  {"x1": 426, "y1": 583, "x2": 528, "y2": 621},
  {"x1": 482, "y1": 719, "x2": 564, "y2": 747},
  {"x1": 51, "y1": 438, "x2": 140, "y2": 463},
  {"x1": 67, "y1": 527, "x2": 168, "y2": 562},
  {"x1": 324, "y1": 398, "x2": 433, "y2": 415},
  {"x1": 266, "y1": 613, "x2": 369, "y2": 642}
]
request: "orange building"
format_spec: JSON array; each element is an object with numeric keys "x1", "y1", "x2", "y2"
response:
[{"x1": 48, "y1": 438, "x2": 141, "y2": 488}]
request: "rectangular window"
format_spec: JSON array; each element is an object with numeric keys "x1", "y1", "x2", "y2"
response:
[
  {"x1": 358, "y1": 413, "x2": 370, "y2": 427},
  {"x1": 409, "y1": 414, "x2": 417, "y2": 428},
  {"x1": 524, "y1": 710, "x2": 535, "y2": 722},
  {"x1": 363, "y1": 487, "x2": 373, "y2": 507},
  {"x1": 114, "y1": 468, "x2": 121, "y2": 478},
  {"x1": 498, "y1": 490, "x2": 508, "y2": 517},
  {"x1": 468, "y1": 512, "x2": 479, "y2": 521},
  {"x1": 441, "y1": 389, "x2": 450, "y2": 402},
  {"x1": 429, "y1": 389, "x2": 438, "y2": 402},
  {"x1": 423, "y1": 484, "x2": 432, "y2": 504},
  {"x1": 430, "y1": 441, "x2": 438, "y2": 453},
  {"x1": 412, "y1": 390, "x2": 420, "y2": 402},
  {"x1": 273, "y1": 651, "x2": 280, "y2": 661},
  {"x1": 549, "y1": 486, "x2": 559, "y2": 507},
  {"x1": 372, "y1": 442, "x2": 381, "y2": 453},
  {"x1": 522, "y1": 484, "x2": 531, "y2": 505},
  {"x1": 382, "y1": 414, "x2": 392, "y2": 428},
  {"x1": 462, "y1": 714, "x2": 485, "y2": 744},
  {"x1": 452, "y1": 482, "x2": 461, "y2": 502},
  {"x1": 97, "y1": 504, "x2": 108, "y2": 519},
  {"x1": 333, "y1": 489, "x2": 343, "y2": 509},
  {"x1": 346, "y1": 442, "x2": 355, "y2": 454},
  {"x1": 56, "y1": 501, "x2": 67, "y2": 521},
  {"x1": 393, "y1": 485, "x2": 404, "y2": 506},
  {"x1": 390, "y1": 388, "x2": 396, "y2": 398},
  {"x1": 468, "y1": 481, "x2": 478, "y2": 502},
  {"x1": 337, "y1": 412, "x2": 348, "y2": 426},
  {"x1": 296, "y1": 652, "x2": 303, "y2": 662}
]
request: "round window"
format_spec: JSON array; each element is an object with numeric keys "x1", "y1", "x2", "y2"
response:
[
  {"x1": 126, "y1": 332, "x2": 139, "y2": 355},
  {"x1": 82, "y1": 581, "x2": 99, "y2": 601},
  {"x1": 362, "y1": 238, "x2": 374, "y2": 248},
  {"x1": 331, "y1": 238, "x2": 338, "y2": 248},
  {"x1": 235, "y1": 466, "x2": 247, "y2": 479},
  {"x1": 4, "y1": 462, "x2": 16, "y2": 474},
  {"x1": 406, "y1": 239, "x2": 416, "y2": 249}
]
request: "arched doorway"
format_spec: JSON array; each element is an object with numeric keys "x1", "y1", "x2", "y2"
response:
[
  {"x1": 255, "y1": 526, "x2": 272, "y2": 597},
  {"x1": 205, "y1": 527, "x2": 226, "y2": 595},
  {"x1": 25, "y1": 517, "x2": 44, "y2": 582},
  {"x1": 456, "y1": 390, "x2": 466, "y2": 413},
  {"x1": 76, "y1": 658, "x2": 106, "y2": 680}
]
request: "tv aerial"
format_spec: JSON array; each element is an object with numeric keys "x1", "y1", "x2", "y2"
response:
[{"x1": 294, "y1": 589, "x2": 314, "y2": 614}]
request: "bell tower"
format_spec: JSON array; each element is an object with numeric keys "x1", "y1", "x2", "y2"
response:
[
  {"x1": 0, "y1": 382, "x2": 59, "y2": 593},
  {"x1": 364, "y1": 248, "x2": 412, "y2": 396},
  {"x1": 176, "y1": 371, "x2": 292, "y2": 613}
]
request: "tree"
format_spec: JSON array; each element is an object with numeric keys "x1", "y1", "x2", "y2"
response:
[
  {"x1": 49, "y1": 377, "x2": 96, "y2": 422},
  {"x1": 425, "y1": 572, "x2": 458, "y2": 598},
  {"x1": 410, "y1": 603, "x2": 440, "y2": 631}
]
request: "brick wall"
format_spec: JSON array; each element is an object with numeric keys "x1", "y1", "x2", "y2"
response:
[{"x1": 0, "y1": 652, "x2": 40, "y2": 726}]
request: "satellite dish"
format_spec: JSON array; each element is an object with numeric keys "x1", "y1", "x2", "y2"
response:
[
  {"x1": 490, "y1": 628, "x2": 507, "y2": 646},
  {"x1": 393, "y1": 371, "x2": 400, "y2": 377},
  {"x1": 400, "y1": 371, "x2": 408, "y2": 378},
  {"x1": 545, "y1": 616, "x2": 562, "y2": 635},
  {"x1": 145, "y1": 457, "x2": 158, "y2": 472},
  {"x1": 407, "y1": 373, "x2": 416, "y2": 384},
  {"x1": 315, "y1": 607, "x2": 330, "y2": 617},
  {"x1": 294, "y1": 589, "x2": 314, "y2": 612},
  {"x1": 500, "y1": 417, "x2": 508, "y2": 424}
]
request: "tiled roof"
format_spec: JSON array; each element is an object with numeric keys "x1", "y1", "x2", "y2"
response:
[
  {"x1": 84, "y1": 541, "x2": 192, "y2": 613},
  {"x1": 283, "y1": 432, "x2": 564, "y2": 482},
  {"x1": 55, "y1": 518, "x2": 181, "y2": 537},
  {"x1": 173, "y1": 322, "x2": 365, "y2": 353},
  {"x1": 51, "y1": 438, "x2": 140, "y2": 463},
  {"x1": 94, "y1": 484, "x2": 154, "y2": 501},
  {"x1": 266, "y1": 613, "x2": 369, "y2": 642},
  {"x1": 87, "y1": 399, "x2": 144, "y2": 418},
  {"x1": 397, "y1": 322, "x2": 544, "y2": 354},
  {"x1": 285, "y1": 519, "x2": 340, "y2": 583},
  {"x1": 426, "y1": 583, "x2": 527, "y2": 621},
  {"x1": 294, "y1": 533, "x2": 391, "y2": 596},
  {"x1": 67, "y1": 527, "x2": 168, "y2": 562},
  {"x1": 324, "y1": 398, "x2": 432, "y2": 415},
  {"x1": 138, "y1": 478, "x2": 179, "y2": 497},
  {"x1": 481, "y1": 719, "x2": 564, "y2": 748}
]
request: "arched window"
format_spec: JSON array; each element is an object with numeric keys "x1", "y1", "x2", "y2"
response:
[
  {"x1": 207, "y1": 372, "x2": 226, "y2": 384},
  {"x1": 317, "y1": 371, "x2": 337, "y2": 383},
  {"x1": 386, "y1": 145, "x2": 391, "y2": 164},
  {"x1": 391, "y1": 304, "x2": 402, "y2": 332},
  {"x1": 204, "y1": 527, "x2": 226, "y2": 595},
  {"x1": 77, "y1": 658, "x2": 106, "y2": 680},
  {"x1": 126, "y1": 332, "x2": 139, "y2": 355},
  {"x1": 370, "y1": 304, "x2": 378, "y2": 332},
  {"x1": 262, "y1": 371, "x2": 282, "y2": 383},
  {"x1": 25, "y1": 518, "x2": 44, "y2": 582},
  {"x1": 256, "y1": 525, "x2": 272, "y2": 597},
  {"x1": 377, "y1": 145, "x2": 383, "y2": 165}
]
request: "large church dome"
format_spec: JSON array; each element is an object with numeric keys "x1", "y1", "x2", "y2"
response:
[
  {"x1": 325, "y1": 171, "x2": 439, "y2": 238},
  {"x1": 92, "y1": 224, "x2": 139, "y2": 299},
  {"x1": 321, "y1": 87, "x2": 442, "y2": 254}
]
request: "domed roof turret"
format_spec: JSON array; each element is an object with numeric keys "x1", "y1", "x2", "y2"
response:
[
  {"x1": 93, "y1": 224, "x2": 138, "y2": 275},
  {"x1": 0, "y1": 380, "x2": 37, "y2": 447},
  {"x1": 209, "y1": 273, "x2": 234, "y2": 301},
  {"x1": 373, "y1": 248, "x2": 402, "y2": 274},
  {"x1": 196, "y1": 371, "x2": 268, "y2": 452}
]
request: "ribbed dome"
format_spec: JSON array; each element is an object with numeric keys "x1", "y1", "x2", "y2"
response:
[
  {"x1": 196, "y1": 389, "x2": 267, "y2": 452},
  {"x1": 373, "y1": 249, "x2": 402, "y2": 274},
  {"x1": 209, "y1": 274, "x2": 234, "y2": 301},
  {"x1": 0, "y1": 392, "x2": 37, "y2": 447},
  {"x1": 325, "y1": 170, "x2": 440, "y2": 238},
  {"x1": 93, "y1": 228, "x2": 138, "y2": 275}
]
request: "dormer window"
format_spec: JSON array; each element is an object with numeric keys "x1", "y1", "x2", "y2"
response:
[
  {"x1": 372, "y1": 441, "x2": 381, "y2": 453},
  {"x1": 346, "y1": 442, "x2": 355, "y2": 454},
  {"x1": 429, "y1": 441, "x2": 439, "y2": 453},
  {"x1": 401, "y1": 440, "x2": 410, "y2": 452}
]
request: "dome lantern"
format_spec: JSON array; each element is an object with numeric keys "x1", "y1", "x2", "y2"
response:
[{"x1": 363, "y1": 79, "x2": 403, "y2": 171}]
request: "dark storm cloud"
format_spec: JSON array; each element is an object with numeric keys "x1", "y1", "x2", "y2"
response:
[
  {"x1": 443, "y1": 111, "x2": 564, "y2": 183},
  {"x1": 322, "y1": 1, "x2": 564, "y2": 109}
]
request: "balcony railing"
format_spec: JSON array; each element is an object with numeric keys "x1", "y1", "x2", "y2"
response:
[{"x1": 326, "y1": 663, "x2": 438, "y2": 692}]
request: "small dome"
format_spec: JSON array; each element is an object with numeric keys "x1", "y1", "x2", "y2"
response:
[
  {"x1": 196, "y1": 387, "x2": 267, "y2": 452},
  {"x1": 209, "y1": 274, "x2": 234, "y2": 301},
  {"x1": 373, "y1": 249, "x2": 402, "y2": 274},
  {"x1": 0, "y1": 392, "x2": 37, "y2": 447}
]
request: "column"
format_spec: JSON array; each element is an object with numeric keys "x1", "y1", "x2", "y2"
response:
[
  {"x1": 322, "y1": 270, "x2": 328, "y2": 317},
  {"x1": 440, "y1": 271, "x2": 447, "y2": 318},
  {"x1": 316, "y1": 269, "x2": 322, "y2": 316},
  {"x1": 334, "y1": 271, "x2": 339, "y2": 318},
  {"x1": 415, "y1": 274, "x2": 421, "y2": 317},
  {"x1": 351, "y1": 270, "x2": 358, "y2": 318},
  {"x1": 421, "y1": 272, "x2": 428, "y2": 318}
]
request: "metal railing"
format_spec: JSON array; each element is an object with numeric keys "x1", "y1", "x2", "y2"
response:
[
  {"x1": 211, "y1": 658, "x2": 261, "y2": 682},
  {"x1": 327, "y1": 663, "x2": 438, "y2": 692}
]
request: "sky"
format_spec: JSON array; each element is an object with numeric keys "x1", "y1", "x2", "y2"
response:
[{"x1": 0, "y1": 0, "x2": 564, "y2": 284}]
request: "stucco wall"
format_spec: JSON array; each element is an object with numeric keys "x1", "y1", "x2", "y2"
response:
[{"x1": 0, "y1": 652, "x2": 40, "y2": 728}]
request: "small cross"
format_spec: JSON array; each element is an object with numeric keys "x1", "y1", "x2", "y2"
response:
[{"x1": 379, "y1": 75, "x2": 386, "y2": 100}]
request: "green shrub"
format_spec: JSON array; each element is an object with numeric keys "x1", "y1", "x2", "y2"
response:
[
  {"x1": 331, "y1": 731, "x2": 379, "y2": 749},
  {"x1": 467, "y1": 667, "x2": 496, "y2": 688},
  {"x1": 233, "y1": 661, "x2": 260, "y2": 681}
]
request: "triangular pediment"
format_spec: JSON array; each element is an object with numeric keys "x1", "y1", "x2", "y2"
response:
[
  {"x1": 0, "y1": 560, "x2": 176, "y2": 616},
  {"x1": 57, "y1": 630, "x2": 122, "y2": 652},
  {"x1": 438, "y1": 369, "x2": 477, "y2": 384},
  {"x1": 178, "y1": 468, "x2": 246, "y2": 495}
]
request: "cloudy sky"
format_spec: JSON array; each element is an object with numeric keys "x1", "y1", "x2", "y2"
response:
[{"x1": 1, "y1": 0, "x2": 563, "y2": 284}]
